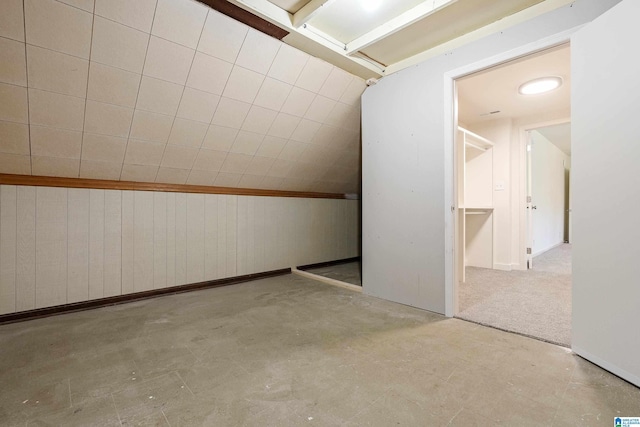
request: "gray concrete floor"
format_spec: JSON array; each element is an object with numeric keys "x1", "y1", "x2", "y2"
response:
[
  {"x1": 306, "y1": 261, "x2": 361, "y2": 286},
  {"x1": 1, "y1": 273, "x2": 638, "y2": 426}
]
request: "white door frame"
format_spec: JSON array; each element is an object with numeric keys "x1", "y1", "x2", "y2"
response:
[
  {"x1": 519, "y1": 117, "x2": 570, "y2": 270},
  {"x1": 443, "y1": 27, "x2": 582, "y2": 317}
]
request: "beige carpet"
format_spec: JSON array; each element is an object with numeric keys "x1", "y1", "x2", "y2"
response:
[{"x1": 457, "y1": 244, "x2": 571, "y2": 347}]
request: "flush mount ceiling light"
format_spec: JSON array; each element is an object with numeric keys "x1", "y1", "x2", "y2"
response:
[
  {"x1": 518, "y1": 76, "x2": 563, "y2": 95},
  {"x1": 360, "y1": 0, "x2": 383, "y2": 12}
]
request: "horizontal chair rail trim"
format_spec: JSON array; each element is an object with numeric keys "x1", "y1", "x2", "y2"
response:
[
  {"x1": 0, "y1": 174, "x2": 346, "y2": 199},
  {"x1": 0, "y1": 268, "x2": 291, "y2": 325}
]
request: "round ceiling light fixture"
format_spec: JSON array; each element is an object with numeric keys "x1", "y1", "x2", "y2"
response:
[
  {"x1": 518, "y1": 76, "x2": 563, "y2": 95},
  {"x1": 361, "y1": 0, "x2": 383, "y2": 12}
]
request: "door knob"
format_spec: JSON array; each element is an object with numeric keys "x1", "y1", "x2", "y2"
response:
[{"x1": 532, "y1": 206, "x2": 537, "y2": 209}]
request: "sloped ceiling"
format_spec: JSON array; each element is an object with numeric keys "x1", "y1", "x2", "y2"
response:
[{"x1": 0, "y1": 0, "x2": 365, "y2": 194}]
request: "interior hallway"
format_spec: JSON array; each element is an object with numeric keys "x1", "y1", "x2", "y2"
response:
[
  {"x1": 458, "y1": 244, "x2": 572, "y2": 346},
  {"x1": 2, "y1": 270, "x2": 637, "y2": 426}
]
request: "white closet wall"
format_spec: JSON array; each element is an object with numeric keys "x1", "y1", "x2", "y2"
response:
[
  {"x1": 457, "y1": 127, "x2": 494, "y2": 277},
  {"x1": 531, "y1": 131, "x2": 570, "y2": 255},
  {"x1": 0, "y1": 185, "x2": 359, "y2": 314}
]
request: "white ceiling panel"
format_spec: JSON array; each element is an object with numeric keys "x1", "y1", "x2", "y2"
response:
[{"x1": 0, "y1": 0, "x2": 365, "y2": 194}]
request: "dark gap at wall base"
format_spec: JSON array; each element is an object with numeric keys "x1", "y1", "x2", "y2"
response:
[
  {"x1": 297, "y1": 257, "x2": 360, "y2": 271},
  {"x1": 196, "y1": 0, "x2": 289, "y2": 40},
  {"x1": 0, "y1": 269, "x2": 291, "y2": 325}
]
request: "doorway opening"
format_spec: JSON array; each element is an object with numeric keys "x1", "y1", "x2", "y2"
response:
[{"x1": 452, "y1": 44, "x2": 572, "y2": 347}]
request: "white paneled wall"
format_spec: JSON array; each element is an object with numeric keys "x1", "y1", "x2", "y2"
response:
[{"x1": 0, "y1": 185, "x2": 358, "y2": 314}]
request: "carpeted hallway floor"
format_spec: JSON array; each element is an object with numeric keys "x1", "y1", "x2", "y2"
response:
[{"x1": 457, "y1": 244, "x2": 571, "y2": 347}]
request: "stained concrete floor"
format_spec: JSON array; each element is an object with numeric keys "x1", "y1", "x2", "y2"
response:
[
  {"x1": 1, "y1": 273, "x2": 638, "y2": 426},
  {"x1": 306, "y1": 262, "x2": 362, "y2": 286}
]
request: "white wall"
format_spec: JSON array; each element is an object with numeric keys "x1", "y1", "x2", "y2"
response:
[
  {"x1": 464, "y1": 116, "x2": 570, "y2": 270},
  {"x1": 0, "y1": 185, "x2": 358, "y2": 314},
  {"x1": 572, "y1": 0, "x2": 640, "y2": 387},
  {"x1": 512, "y1": 110, "x2": 571, "y2": 269},
  {"x1": 531, "y1": 131, "x2": 570, "y2": 255},
  {"x1": 467, "y1": 119, "x2": 512, "y2": 270},
  {"x1": 362, "y1": 0, "x2": 620, "y2": 313}
]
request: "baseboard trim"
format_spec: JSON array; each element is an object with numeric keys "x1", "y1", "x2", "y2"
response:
[
  {"x1": 297, "y1": 257, "x2": 360, "y2": 271},
  {"x1": 0, "y1": 268, "x2": 291, "y2": 325},
  {"x1": 292, "y1": 268, "x2": 363, "y2": 293},
  {"x1": 493, "y1": 263, "x2": 513, "y2": 271},
  {"x1": 533, "y1": 241, "x2": 564, "y2": 258},
  {"x1": 572, "y1": 345, "x2": 640, "y2": 388}
]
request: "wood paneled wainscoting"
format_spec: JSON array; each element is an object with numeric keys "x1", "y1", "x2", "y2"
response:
[{"x1": 0, "y1": 177, "x2": 359, "y2": 321}]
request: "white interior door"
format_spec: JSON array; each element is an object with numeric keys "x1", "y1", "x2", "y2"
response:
[
  {"x1": 526, "y1": 133, "x2": 534, "y2": 269},
  {"x1": 571, "y1": 0, "x2": 640, "y2": 387}
]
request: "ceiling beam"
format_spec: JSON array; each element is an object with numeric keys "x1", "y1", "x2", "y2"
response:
[
  {"x1": 345, "y1": 0, "x2": 457, "y2": 55},
  {"x1": 196, "y1": 0, "x2": 289, "y2": 39},
  {"x1": 225, "y1": 0, "x2": 384, "y2": 77},
  {"x1": 292, "y1": 0, "x2": 338, "y2": 28},
  {"x1": 384, "y1": 0, "x2": 575, "y2": 75}
]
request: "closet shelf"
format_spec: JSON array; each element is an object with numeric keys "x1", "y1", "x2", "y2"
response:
[
  {"x1": 458, "y1": 126, "x2": 494, "y2": 151},
  {"x1": 464, "y1": 206, "x2": 493, "y2": 215}
]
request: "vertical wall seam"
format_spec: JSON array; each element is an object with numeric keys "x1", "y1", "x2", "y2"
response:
[
  {"x1": 77, "y1": 8, "x2": 95, "y2": 174},
  {"x1": 167, "y1": 193, "x2": 170, "y2": 288},
  {"x1": 119, "y1": 0, "x2": 159, "y2": 180},
  {"x1": 120, "y1": 190, "x2": 123, "y2": 296},
  {"x1": 13, "y1": 187, "x2": 18, "y2": 312},
  {"x1": 33, "y1": 187, "x2": 37, "y2": 308},
  {"x1": 22, "y1": 1, "x2": 32, "y2": 175},
  {"x1": 152, "y1": 193, "x2": 156, "y2": 290},
  {"x1": 65, "y1": 188, "x2": 69, "y2": 304},
  {"x1": 183, "y1": 193, "x2": 187, "y2": 285},
  {"x1": 173, "y1": 192, "x2": 176, "y2": 288},
  {"x1": 86, "y1": 190, "x2": 90, "y2": 300},
  {"x1": 133, "y1": 191, "x2": 136, "y2": 292},
  {"x1": 202, "y1": 194, "x2": 205, "y2": 280},
  {"x1": 101, "y1": 190, "x2": 105, "y2": 297},
  {"x1": 154, "y1": 5, "x2": 209, "y2": 182},
  {"x1": 184, "y1": 193, "x2": 187, "y2": 285},
  {"x1": 235, "y1": 196, "x2": 238, "y2": 274},
  {"x1": 64, "y1": 188, "x2": 69, "y2": 303},
  {"x1": 151, "y1": 192, "x2": 154, "y2": 290},
  {"x1": 1, "y1": 187, "x2": 3, "y2": 311}
]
